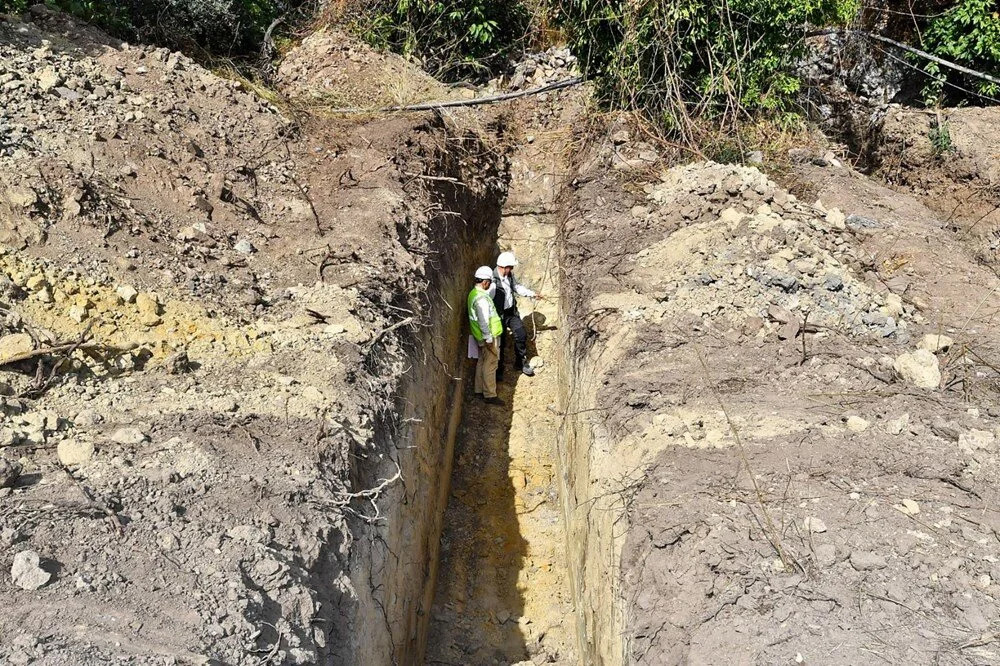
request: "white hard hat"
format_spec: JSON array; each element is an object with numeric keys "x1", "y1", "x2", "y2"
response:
[
  {"x1": 497, "y1": 251, "x2": 518, "y2": 267},
  {"x1": 474, "y1": 266, "x2": 493, "y2": 281}
]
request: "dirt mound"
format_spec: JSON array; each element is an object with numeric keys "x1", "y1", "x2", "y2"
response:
[
  {"x1": 631, "y1": 161, "x2": 908, "y2": 338},
  {"x1": 0, "y1": 7, "x2": 511, "y2": 665},
  {"x1": 276, "y1": 28, "x2": 452, "y2": 107},
  {"x1": 559, "y1": 135, "x2": 1000, "y2": 664},
  {"x1": 875, "y1": 105, "x2": 1000, "y2": 245}
]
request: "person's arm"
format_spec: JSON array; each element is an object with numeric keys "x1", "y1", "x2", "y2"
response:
[
  {"x1": 474, "y1": 297, "x2": 495, "y2": 344},
  {"x1": 514, "y1": 283, "x2": 536, "y2": 298}
]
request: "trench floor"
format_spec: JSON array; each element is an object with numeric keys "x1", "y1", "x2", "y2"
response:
[{"x1": 425, "y1": 218, "x2": 574, "y2": 665}]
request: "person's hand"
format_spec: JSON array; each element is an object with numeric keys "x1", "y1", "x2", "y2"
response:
[{"x1": 535, "y1": 293, "x2": 546, "y2": 302}]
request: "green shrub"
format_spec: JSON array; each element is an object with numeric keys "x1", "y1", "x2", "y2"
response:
[
  {"x1": 921, "y1": 0, "x2": 1000, "y2": 105},
  {"x1": 1, "y1": 0, "x2": 290, "y2": 58},
  {"x1": 354, "y1": 0, "x2": 533, "y2": 80},
  {"x1": 554, "y1": 0, "x2": 860, "y2": 141}
]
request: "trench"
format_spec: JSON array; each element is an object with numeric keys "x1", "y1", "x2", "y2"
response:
[
  {"x1": 337, "y1": 112, "x2": 622, "y2": 666},
  {"x1": 422, "y1": 155, "x2": 576, "y2": 665}
]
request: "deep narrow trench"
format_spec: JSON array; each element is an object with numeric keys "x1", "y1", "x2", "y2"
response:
[{"x1": 423, "y1": 124, "x2": 577, "y2": 665}]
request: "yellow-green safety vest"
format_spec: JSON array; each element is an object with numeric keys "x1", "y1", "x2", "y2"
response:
[{"x1": 467, "y1": 287, "x2": 503, "y2": 343}]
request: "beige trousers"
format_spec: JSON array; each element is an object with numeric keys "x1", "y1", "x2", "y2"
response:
[{"x1": 474, "y1": 340, "x2": 499, "y2": 398}]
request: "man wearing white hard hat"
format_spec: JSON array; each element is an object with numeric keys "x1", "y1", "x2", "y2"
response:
[
  {"x1": 468, "y1": 265, "x2": 504, "y2": 405},
  {"x1": 490, "y1": 251, "x2": 543, "y2": 379}
]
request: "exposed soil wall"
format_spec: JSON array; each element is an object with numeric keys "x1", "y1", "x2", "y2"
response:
[{"x1": 334, "y1": 116, "x2": 512, "y2": 665}]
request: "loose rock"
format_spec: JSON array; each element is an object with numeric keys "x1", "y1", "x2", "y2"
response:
[
  {"x1": 57, "y1": 439, "x2": 94, "y2": 466},
  {"x1": 11, "y1": 550, "x2": 51, "y2": 590},
  {"x1": 893, "y1": 349, "x2": 941, "y2": 389}
]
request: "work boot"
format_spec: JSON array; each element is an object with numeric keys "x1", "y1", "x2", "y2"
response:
[
  {"x1": 483, "y1": 396, "x2": 504, "y2": 406},
  {"x1": 521, "y1": 365, "x2": 535, "y2": 377}
]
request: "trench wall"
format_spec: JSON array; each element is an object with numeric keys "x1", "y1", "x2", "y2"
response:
[
  {"x1": 556, "y1": 309, "x2": 629, "y2": 666},
  {"x1": 342, "y1": 123, "x2": 508, "y2": 665}
]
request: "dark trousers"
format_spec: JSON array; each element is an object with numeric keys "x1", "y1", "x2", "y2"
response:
[{"x1": 498, "y1": 307, "x2": 527, "y2": 374}]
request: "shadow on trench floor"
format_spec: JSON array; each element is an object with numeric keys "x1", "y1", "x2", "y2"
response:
[
  {"x1": 426, "y1": 303, "x2": 575, "y2": 665},
  {"x1": 425, "y1": 358, "x2": 528, "y2": 665}
]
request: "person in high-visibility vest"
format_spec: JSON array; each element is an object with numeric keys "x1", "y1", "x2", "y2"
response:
[{"x1": 468, "y1": 265, "x2": 504, "y2": 405}]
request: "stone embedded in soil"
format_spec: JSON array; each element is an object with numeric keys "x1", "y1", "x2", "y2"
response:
[
  {"x1": 109, "y1": 427, "x2": 148, "y2": 445},
  {"x1": 803, "y1": 516, "x2": 828, "y2": 533},
  {"x1": 845, "y1": 416, "x2": 869, "y2": 432},
  {"x1": 815, "y1": 544, "x2": 838, "y2": 567},
  {"x1": 893, "y1": 349, "x2": 941, "y2": 389},
  {"x1": 849, "y1": 550, "x2": 887, "y2": 571},
  {"x1": 115, "y1": 285, "x2": 138, "y2": 304},
  {"x1": 226, "y1": 524, "x2": 269, "y2": 544},
  {"x1": 918, "y1": 333, "x2": 954, "y2": 353},
  {"x1": 896, "y1": 499, "x2": 920, "y2": 515},
  {"x1": 886, "y1": 413, "x2": 910, "y2": 435},
  {"x1": 57, "y1": 439, "x2": 94, "y2": 466},
  {"x1": 11, "y1": 550, "x2": 51, "y2": 590},
  {"x1": 958, "y1": 429, "x2": 995, "y2": 454},
  {"x1": 0, "y1": 333, "x2": 34, "y2": 363},
  {"x1": 0, "y1": 456, "x2": 22, "y2": 488}
]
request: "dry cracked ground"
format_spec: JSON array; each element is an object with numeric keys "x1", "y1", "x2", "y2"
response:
[{"x1": 4, "y1": 5, "x2": 1000, "y2": 666}]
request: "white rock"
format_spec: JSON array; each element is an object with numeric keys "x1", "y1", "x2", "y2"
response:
[
  {"x1": 893, "y1": 349, "x2": 941, "y2": 389},
  {"x1": 825, "y1": 208, "x2": 846, "y2": 230},
  {"x1": 11, "y1": 551, "x2": 51, "y2": 590},
  {"x1": 884, "y1": 293, "x2": 904, "y2": 318},
  {"x1": 528, "y1": 356, "x2": 544, "y2": 369},
  {"x1": 958, "y1": 429, "x2": 995, "y2": 454},
  {"x1": 57, "y1": 439, "x2": 94, "y2": 466},
  {"x1": 803, "y1": 516, "x2": 827, "y2": 533},
  {"x1": 886, "y1": 413, "x2": 909, "y2": 435},
  {"x1": 116, "y1": 285, "x2": 138, "y2": 304},
  {"x1": 110, "y1": 427, "x2": 148, "y2": 445},
  {"x1": 918, "y1": 333, "x2": 954, "y2": 353},
  {"x1": 67, "y1": 304, "x2": 88, "y2": 323},
  {"x1": 846, "y1": 416, "x2": 869, "y2": 432},
  {"x1": 0, "y1": 333, "x2": 34, "y2": 363},
  {"x1": 896, "y1": 499, "x2": 920, "y2": 515},
  {"x1": 323, "y1": 323, "x2": 345, "y2": 336}
]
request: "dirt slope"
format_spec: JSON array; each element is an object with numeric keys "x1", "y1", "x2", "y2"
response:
[
  {"x1": 558, "y1": 135, "x2": 1000, "y2": 664},
  {"x1": 0, "y1": 7, "x2": 508, "y2": 665}
]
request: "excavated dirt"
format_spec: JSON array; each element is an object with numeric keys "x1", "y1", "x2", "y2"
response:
[
  {"x1": 558, "y1": 132, "x2": 1000, "y2": 664},
  {"x1": 0, "y1": 7, "x2": 509, "y2": 665},
  {"x1": 874, "y1": 106, "x2": 1000, "y2": 247},
  {"x1": 8, "y1": 5, "x2": 1000, "y2": 666}
]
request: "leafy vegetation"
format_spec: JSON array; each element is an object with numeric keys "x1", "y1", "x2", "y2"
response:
[
  {"x1": 921, "y1": 0, "x2": 1000, "y2": 105},
  {"x1": 929, "y1": 116, "x2": 954, "y2": 155},
  {"x1": 0, "y1": 0, "x2": 293, "y2": 57},
  {"x1": 552, "y1": 0, "x2": 860, "y2": 141},
  {"x1": 351, "y1": 0, "x2": 533, "y2": 80}
]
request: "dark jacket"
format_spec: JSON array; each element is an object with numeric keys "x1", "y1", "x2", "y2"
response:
[{"x1": 492, "y1": 268, "x2": 522, "y2": 313}]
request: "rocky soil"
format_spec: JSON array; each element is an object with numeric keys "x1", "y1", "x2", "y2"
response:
[
  {"x1": 0, "y1": 6, "x2": 508, "y2": 665},
  {"x1": 5, "y1": 3, "x2": 1000, "y2": 666},
  {"x1": 559, "y1": 127, "x2": 1000, "y2": 664}
]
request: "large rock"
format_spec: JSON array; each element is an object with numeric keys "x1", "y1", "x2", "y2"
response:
[
  {"x1": 0, "y1": 456, "x2": 22, "y2": 488},
  {"x1": 893, "y1": 349, "x2": 941, "y2": 389},
  {"x1": 11, "y1": 550, "x2": 51, "y2": 590},
  {"x1": 56, "y1": 439, "x2": 94, "y2": 466},
  {"x1": 0, "y1": 333, "x2": 34, "y2": 363}
]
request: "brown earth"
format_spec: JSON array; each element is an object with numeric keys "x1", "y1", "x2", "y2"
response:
[
  {"x1": 0, "y1": 7, "x2": 508, "y2": 665},
  {"x1": 557, "y1": 133, "x2": 1000, "y2": 665},
  {"x1": 5, "y1": 4, "x2": 1000, "y2": 666}
]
